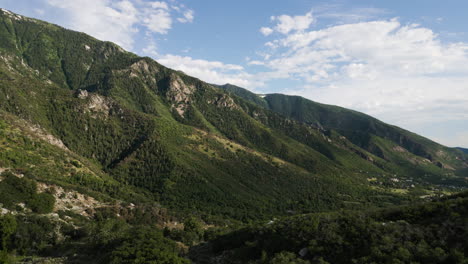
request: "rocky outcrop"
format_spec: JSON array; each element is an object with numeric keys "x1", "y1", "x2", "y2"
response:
[
  {"x1": 37, "y1": 182, "x2": 104, "y2": 217},
  {"x1": 76, "y1": 90, "x2": 113, "y2": 118},
  {"x1": 166, "y1": 74, "x2": 195, "y2": 117},
  {"x1": 213, "y1": 94, "x2": 240, "y2": 110},
  {"x1": 393, "y1": 146, "x2": 408, "y2": 153},
  {"x1": 28, "y1": 125, "x2": 69, "y2": 151}
]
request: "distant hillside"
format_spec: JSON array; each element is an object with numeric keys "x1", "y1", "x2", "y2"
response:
[
  {"x1": 219, "y1": 84, "x2": 468, "y2": 178},
  {"x1": 457, "y1": 147, "x2": 468, "y2": 154}
]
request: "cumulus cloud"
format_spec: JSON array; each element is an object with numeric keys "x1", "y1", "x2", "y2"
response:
[
  {"x1": 157, "y1": 54, "x2": 261, "y2": 88},
  {"x1": 150, "y1": 1, "x2": 169, "y2": 10},
  {"x1": 178, "y1": 10, "x2": 194, "y2": 23},
  {"x1": 45, "y1": 0, "x2": 193, "y2": 50},
  {"x1": 46, "y1": 0, "x2": 139, "y2": 49},
  {"x1": 270, "y1": 11, "x2": 314, "y2": 34},
  {"x1": 260, "y1": 27, "x2": 273, "y2": 36},
  {"x1": 254, "y1": 10, "x2": 468, "y2": 146},
  {"x1": 143, "y1": 8, "x2": 172, "y2": 34}
]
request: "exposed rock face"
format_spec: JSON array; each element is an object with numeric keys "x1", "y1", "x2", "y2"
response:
[
  {"x1": 393, "y1": 146, "x2": 408, "y2": 153},
  {"x1": 37, "y1": 182, "x2": 103, "y2": 217},
  {"x1": 27, "y1": 124, "x2": 69, "y2": 151},
  {"x1": 213, "y1": 94, "x2": 240, "y2": 110},
  {"x1": 130, "y1": 60, "x2": 150, "y2": 75},
  {"x1": 128, "y1": 59, "x2": 158, "y2": 84},
  {"x1": 166, "y1": 74, "x2": 195, "y2": 117},
  {"x1": 87, "y1": 94, "x2": 111, "y2": 114},
  {"x1": 207, "y1": 94, "x2": 240, "y2": 111},
  {"x1": 0, "y1": 8, "x2": 28, "y2": 21},
  {"x1": 76, "y1": 90, "x2": 113, "y2": 117},
  {"x1": 76, "y1": 89, "x2": 89, "y2": 99}
]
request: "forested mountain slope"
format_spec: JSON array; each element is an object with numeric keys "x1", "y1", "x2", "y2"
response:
[
  {"x1": 0, "y1": 8, "x2": 467, "y2": 221},
  {"x1": 0, "y1": 9, "x2": 467, "y2": 263},
  {"x1": 220, "y1": 84, "x2": 468, "y2": 181},
  {"x1": 457, "y1": 147, "x2": 468, "y2": 154}
]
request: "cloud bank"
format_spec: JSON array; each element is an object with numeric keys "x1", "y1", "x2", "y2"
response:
[
  {"x1": 46, "y1": 0, "x2": 194, "y2": 51},
  {"x1": 257, "y1": 15, "x2": 468, "y2": 132}
]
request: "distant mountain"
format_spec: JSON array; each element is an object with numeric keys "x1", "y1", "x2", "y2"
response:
[{"x1": 219, "y1": 84, "x2": 468, "y2": 177}]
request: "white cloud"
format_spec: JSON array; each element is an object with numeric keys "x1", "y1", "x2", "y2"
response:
[
  {"x1": 157, "y1": 54, "x2": 261, "y2": 88},
  {"x1": 45, "y1": 0, "x2": 193, "y2": 50},
  {"x1": 260, "y1": 27, "x2": 273, "y2": 36},
  {"x1": 177, "y1": 9, "x2": 194, "y2": 23},
  {"x1": 143, "y1": 9, "x2": 172, "y2": 34},
  {"x1": 315, "y1": 7, "x2": 390, "y2": 24},
  {"x1": 247, "y1": 60, "x2": 265, "y2": 66},
  {"x1": 150, "y1": 1, "x2": 169, "y2": 10},
  {"x1": 269, "y1": 11, "x2": 314, "y2": 34},
  {"x1": 46, "y1": 0, "x2": 140, "y2": 50},
  {"x1": 252, "y1": 12, "x2": 468, "y2": 145}
]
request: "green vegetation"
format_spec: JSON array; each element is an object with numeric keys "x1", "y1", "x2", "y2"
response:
[
  {"x1": 0, "y1": 8, "x2": 426, "y2": 222},
  {"x1": 204, "y1": 192, "x2": 468, "y2": 264},
  {"x1": 109, "y1": 227, "x2": 189, "y2": 264},
  {"x1": 0, "y1": 172, "x2": 55, "y2": 214},
  {"x1": 220, "y1": 84, "x2": 468, "y2": 179},
  {"x1": 456, "y1": 147, "x2": 468, "y2": 154},
  {"x1": 0, "y1": 9, "x2": 466, "y2": 263},
  {"x1": 0, "y1": 214, "x2": 16, "y2": 262},
  {"x1": 0, "y1": 214, "x2": 189, "y2": 263}
]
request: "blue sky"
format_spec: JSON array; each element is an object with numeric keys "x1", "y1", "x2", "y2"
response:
[{"x1": 1, "y1": 0, "x2": 468, "y2": 147}]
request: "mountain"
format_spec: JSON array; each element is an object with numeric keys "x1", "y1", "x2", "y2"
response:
[
  {"x1": 457, "y1": 147, "x2": 468, "y2": 154},
  {"x1": 0, "y1": 9, "x2": 393, "y2": 221},
  {"x1": 219, "y1": 83, "x2": 468, "y2": 179},
  {"x1": 0, "y1": 6, "x2": 467, "y2": 219},
  {"x1": 0, "y1": 9, "x2": 467, "y2": 263}
]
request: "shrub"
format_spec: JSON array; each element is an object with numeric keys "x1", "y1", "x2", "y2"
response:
[{"x1": 28, "y1": 193, "x2": 55, "y2": 214}]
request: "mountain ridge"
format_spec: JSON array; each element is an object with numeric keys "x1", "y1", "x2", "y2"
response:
[
  {"x1": 218, "y1": 83, "x2": 468, "y2": 173},
  {"x1": 0, "y1": 8, "x2": 467, "y2": 220},
  {"x1": 456, "y1": 147, "x2": 468, "y2": 154}
]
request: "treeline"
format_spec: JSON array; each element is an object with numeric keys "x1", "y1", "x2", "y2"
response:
[
  {"x1": 0, "y1": 172, "x2": 55, "y2": 214},
  {"x1": 0, "y1": 214, "x2": 189, "y2": 263},
  {"x1": 207, "y1": 192, "x2": 468, "y2": 264}
]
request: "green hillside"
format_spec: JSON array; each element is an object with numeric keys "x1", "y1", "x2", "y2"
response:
[
  {"x1": 1, "y1": 8, "x2": 459, "y2": 221},
  {"x1": 0, "y1": 9, "x2": 467, "y2": 263},
  {"x1": 220, "y1": 84, "x2": 468, "y2": 179},
  {"x1": 457, "y1": 147, "x2": 468, "y2": 154}
]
